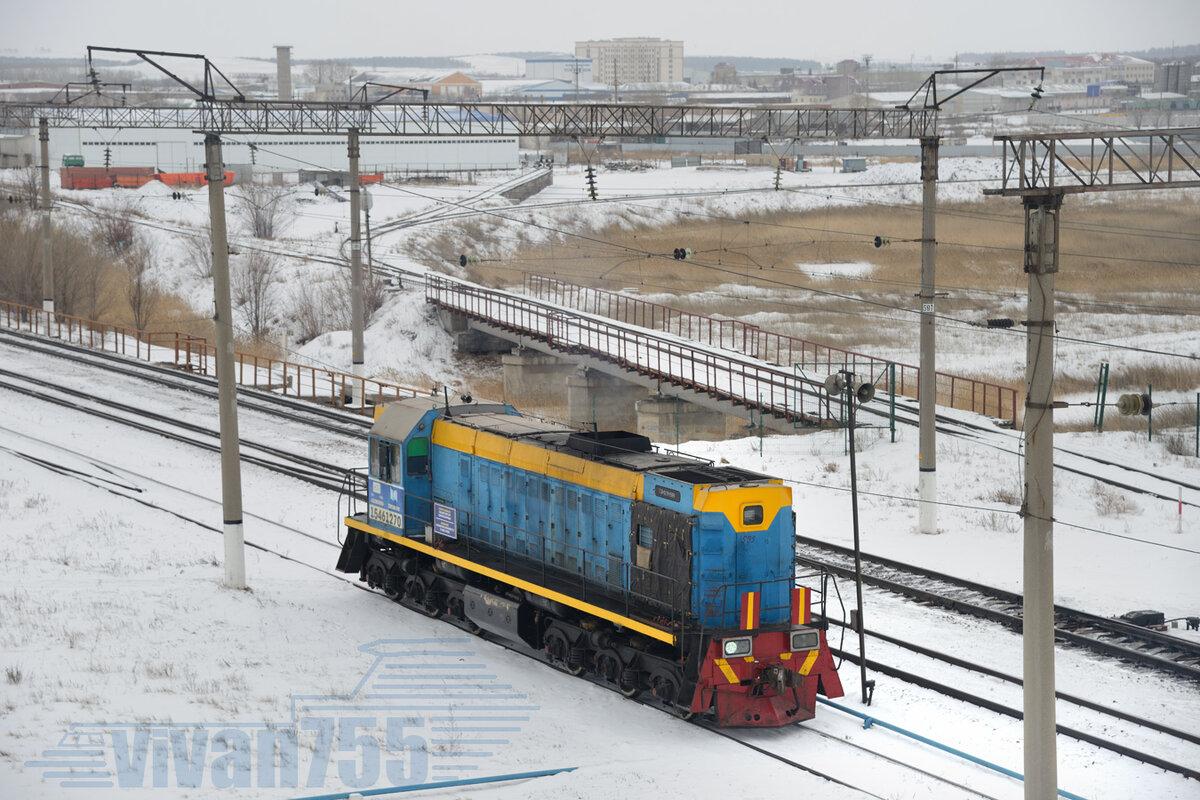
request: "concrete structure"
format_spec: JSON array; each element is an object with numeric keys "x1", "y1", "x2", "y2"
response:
[
  {"x1": 275, "y1": 46, "x2": 293, "y2": 102},
  {"x1": 567, "y1": 369, "x2": 648, "y2": 431},
  {"x1": 636, "y1": 395, "x2": 729, "y2": 443},
  {"x1": 575, "y1": 38, "x2": 684, "y2": 85},
  {"x1": 501, "y1": 350, "x2": 575, "y2": 406},
  {"x1": 526, "y1": 57, "x2": 593, "y2": 84},
  {"x1": 1156, "y1": 61, "x2": 1196, "y2": 95}
]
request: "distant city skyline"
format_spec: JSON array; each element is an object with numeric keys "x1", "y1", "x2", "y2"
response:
[{"x1": 2, "y1": 0, "x2": 1198, "y2": 65}]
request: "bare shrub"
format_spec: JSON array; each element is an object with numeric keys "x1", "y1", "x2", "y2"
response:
[
  {"x1": 822, "y1": 462, "x2": 839, "y2": 474},
  {"x1": 16, "y1": 167, "x2": 39, "y2": 209},
  {"x1": 5, "y1": 666, "x2": 22, "y2": 685},
  {"x1": 123, "y1": 238, "x2": 161, "y2": 332},
  {"x1": 330, "y1": 264, "x2": 388, "y2": 329},
  {"x1": 184, "y1": 221, "x2": 214, "y2": 280},
  {"x1": 986, "y1": 487, "x2": 1021, "y2": 506},
  {"x1": 1090, "y1": 483, "x2": 1139, "y2": 517},
  {"x1": 233, "y1": 250, "x2": 279, "y2": 339},
  {"x1": 1164, "y1": 434, "x2": 1191, "y2": 457},
  {"x1": 289, "y1": 279, "x2": 330, "y2": 345},
  {"x1": 93, "y1": 202, "x2": 137, "y2": 257},
  {"x1": 235, "y1": 183, "x2": 291, "y2": 240}
]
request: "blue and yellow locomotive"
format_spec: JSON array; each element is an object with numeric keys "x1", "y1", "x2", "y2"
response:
[{"x1": 337, "y1": 397, "x2": 842, "y2": 727}]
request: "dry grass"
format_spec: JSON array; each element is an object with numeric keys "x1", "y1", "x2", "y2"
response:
[{"x1": 475, "y1": 196, "x2": 1200, "y2": 301}]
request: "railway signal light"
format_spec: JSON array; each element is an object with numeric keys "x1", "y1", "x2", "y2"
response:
[
  {"x1": 672, "y1": 247, "x2": 692, "y2": 260},
  {"x1": 873, "y1": 235, "x2": 889, "y2": 248}
]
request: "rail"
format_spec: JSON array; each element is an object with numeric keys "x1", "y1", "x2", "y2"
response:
[
  {"x1": 426, "y1": 274, "x2": 839, "y2": 427},
  {"x1": 0, "y1": 299, "x2": 420, "y2": 414},
  {"x1": 523, "y1": 273, "x2": 1018, "y2": 425}
]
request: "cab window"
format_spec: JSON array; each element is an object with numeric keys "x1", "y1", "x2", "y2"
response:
[
  {"x1": 375, "y1": 439, "x2": 399, "y2": 483},
  {"x1": 743, "y1": 504, "x2": 764, "y2": 526},
  {"x1": 406, "y1": 437, "x2": 429, "y2": 475}
]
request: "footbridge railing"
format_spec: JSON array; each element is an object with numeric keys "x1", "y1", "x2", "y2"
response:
[
  {"x1": 426, "y1": 274, "x2": 841, "y2": 428},
  {"x1": 523, "y1": 273, "x2": 1018, "y2": 426}
]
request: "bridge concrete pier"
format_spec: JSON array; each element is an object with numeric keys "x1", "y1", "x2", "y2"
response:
[
  {"x1": 439, "y1": 309, "x2": 511, "y2": 354},
  {"x1": 501, "y1": 349, "x2": 574, "y2": 406},
  {"x1": 567, "y1": 368, "x2": 648, "y2": 432},
  {"x1": 636, "y1": 394, "x2": 731, "y2": 444}
]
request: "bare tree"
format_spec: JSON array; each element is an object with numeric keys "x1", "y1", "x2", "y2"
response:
[
  {"x1": 17, "y1": 167, "x2": 39, "y2": 210},
  {"x1": 124, "y1": 238, "x2": 161, "y2": 332},
  {"x1": 94, "y1": 201, "x2": 137, "y2": 256},
  {"x1": 330, "y1": 262, "x2": 388, "y2": 329},
  {"x1": 232, "y1": 250, "x2": 279, "y2": 339},
  {"x1": 288, "y1": 278, "x2": 330, "y2": 345},
  {"x1": 235, "y1": 183, "x2": 291, "y2": 240},
  {"x1": 183, "y1": 221, "x2": 214, "y2": 280},
  {"x1": 302, "y1": 60, "x2": 354, "y2": 88}
]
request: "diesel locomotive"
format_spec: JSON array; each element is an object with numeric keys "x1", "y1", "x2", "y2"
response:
[{"x1": 336, "y1": 397, "x2": 843, "y2": 727}]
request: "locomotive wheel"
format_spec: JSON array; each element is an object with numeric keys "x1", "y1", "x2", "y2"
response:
[
  {"x1": 594, "y1": 651, "x2": 621, "y2": 685},
  {"x1": 403, "y1": 577, "x2": 441, "y2": 618},
  {"x1": 544, "y1": 629, "x2": 583, "y2": 676},
  {"x1": 618, "y1": 667, "x2": 641, "y2": 698}
]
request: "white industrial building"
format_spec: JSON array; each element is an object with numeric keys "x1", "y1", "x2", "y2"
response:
[
  {"x1": 1, "y1": 128, "x2": 518, "y2": 173},
  {"x1": 526, "y1": 57, "x2": 593, "y2": 84}
]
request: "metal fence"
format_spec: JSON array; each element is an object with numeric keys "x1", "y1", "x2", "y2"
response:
[
  {"x1": 0, "y1": 299, "x2": 420, "y2": 413},
  {"x1": 523, "y1": 273, "x2": 1018, "y2": 425},
  {"x1": 427, "y1": 274, "x2": 838, "y2": 427}
]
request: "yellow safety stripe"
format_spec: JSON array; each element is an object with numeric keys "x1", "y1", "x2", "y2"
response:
[
  {"x1": 713, "y1": 658, "x2": 740, "y2": 684},
  {"x1": 797, "y1": 649, "x2": 820, "y2": 676},
  {"x1": 741, "y1": 590, "x2": 756, "y2": 630},
  {"x1": 346, "y1": 517, "x2": 676, "y2": 645}
]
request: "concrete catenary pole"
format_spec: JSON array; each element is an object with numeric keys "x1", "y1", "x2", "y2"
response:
[
  {"x1": 917, "y1": 135, "x2": 939, "y2": 534},
  {"x1": 1022, "y1": 190, "x2": 1061, "y2": 800},
  {"x1": 38, "y1": 117, "x2": 54, "y2": 314},
  {"x1": 203, "y1": 134, "x2": 247, "y2": 590},
  {"x1": 347, "y1": 127, "x2": 366, "y2": 406}
]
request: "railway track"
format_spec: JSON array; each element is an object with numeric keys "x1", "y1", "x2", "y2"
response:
[
  {"x1": 797, "y1": 535, "x2": 1200, "y2": 681},
  {"x1": 0, "y1": 368, "x2": 357, "y2": 496},
  {"x1": 0, "y1": 327, "x2": 372, "y2": 437},
  {"x1": 3, "y1": 391, "x2": 1196, "y2": 794}
]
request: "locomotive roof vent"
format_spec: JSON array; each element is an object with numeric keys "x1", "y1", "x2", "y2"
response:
[{"x1": 565, "y1": 430, "x2": 652, "y2": 458}]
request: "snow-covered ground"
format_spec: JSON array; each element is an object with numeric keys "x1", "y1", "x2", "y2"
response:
[{"x1": 1, "y1": 344, "x2": 1196, "y2": 799}]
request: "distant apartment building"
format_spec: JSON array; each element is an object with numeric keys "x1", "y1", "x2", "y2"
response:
[
  {"x1": 574, "y1": 37, "x2": 684, "y2": 85},
  {"x1": 995, "y1": 53, "x2": 1154, "y2": 87},
  {"x1": 711, "y1": 62, "x2": 737, "y2": 84},
  {"x1": 526, "y1": 57, "x2": 593, "y2": 84}
]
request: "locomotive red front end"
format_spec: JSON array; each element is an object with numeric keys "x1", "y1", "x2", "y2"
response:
[{"x1": 689, "y1": 587, "x2": 844, "y2": 727}]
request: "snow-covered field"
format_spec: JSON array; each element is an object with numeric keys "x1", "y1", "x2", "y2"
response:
[{"x1": 1, "y1": 341, "x2": 1197, "y2": 799}]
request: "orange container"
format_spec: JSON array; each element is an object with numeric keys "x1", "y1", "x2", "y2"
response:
[
  {"x1": 115, "y1": 175, "x2": 153, "y2": 189},
  {"x1": 360, "y1": 172, "x2": 384, "y2": 185}
]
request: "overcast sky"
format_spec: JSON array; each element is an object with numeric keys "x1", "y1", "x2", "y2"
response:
[{"x1": 3, "y1": 0, "x2": 1198, "y2": 63}]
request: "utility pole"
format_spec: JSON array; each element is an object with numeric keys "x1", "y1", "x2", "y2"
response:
[
  {"x1": 347, "y1": 127, "x2": 365, "y2": 407},
  {"x1": 1021, "y1": 189, "x2": 1062, "y2": 800},
  {"x1": 38, "y1": 117, "x2": 53, "y2": 314},
  {"x1": 917, "y1": 136, "x2": 939, "y2": 534},
  {"x1": 203, "y1": 133, "x2": 247, "y2": 590}
]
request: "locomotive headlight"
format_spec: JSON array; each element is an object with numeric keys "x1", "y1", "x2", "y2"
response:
[
  {"x1": 790, "y1": 628, "x2": 820, "y2": 652},
  {"x1": 722, "y1": 636, "x2": 752, "y2": 657}
]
